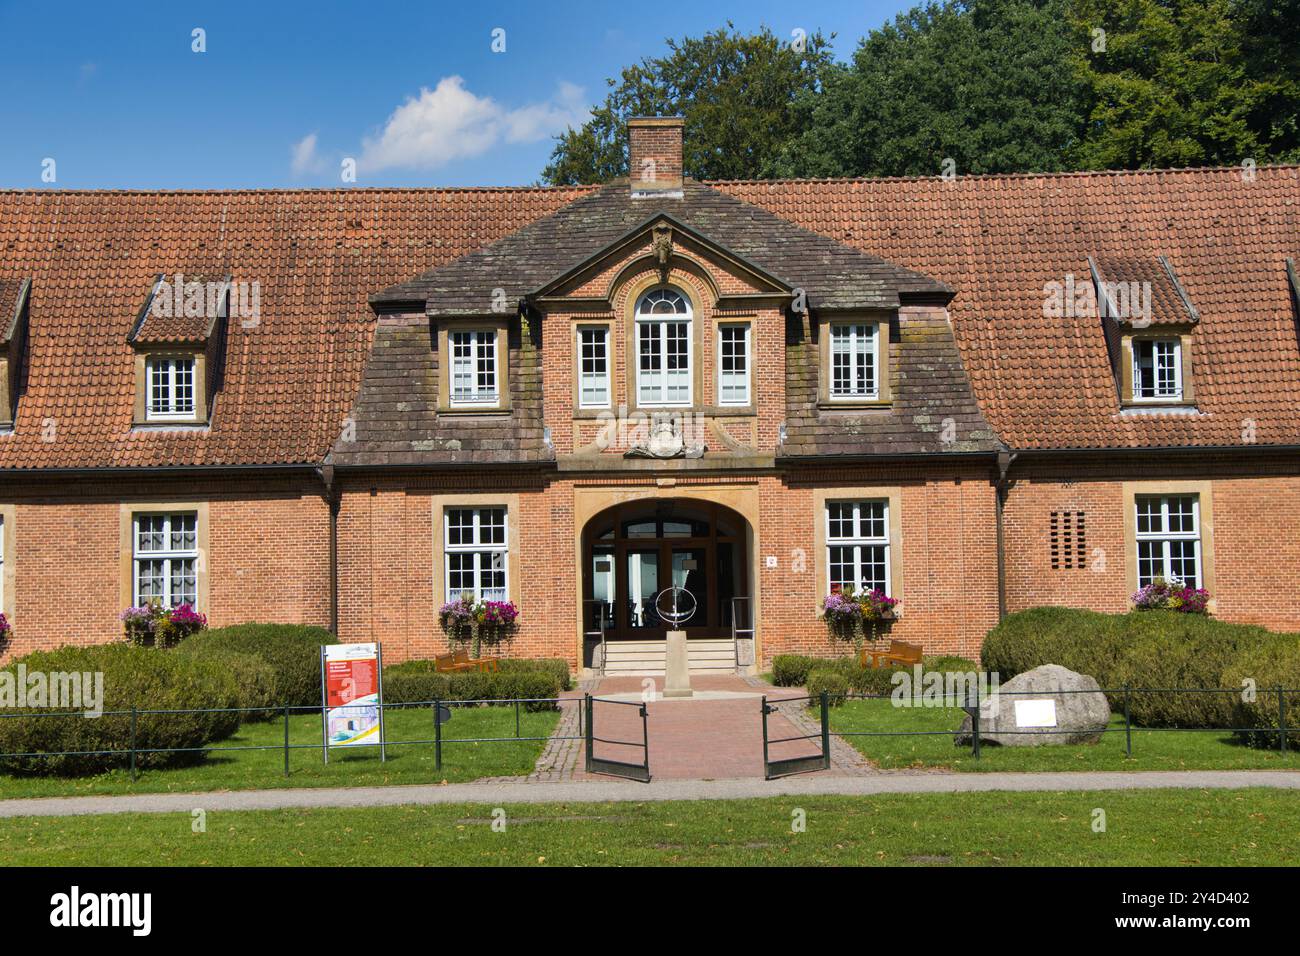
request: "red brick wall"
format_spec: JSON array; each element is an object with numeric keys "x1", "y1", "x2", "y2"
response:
[
  {"x1": 0, "y1": 476, "x2": 330, "y2": 662},
  {"x1": 1003, "y1": 469, "x2": 1300, "y2": 633},
  {"x1": 759, "y1": 470, "x2": 1000, "y2": 664},
  {"x1": 1002, "y1": 478, "x2": 1129, "y2": 615}
]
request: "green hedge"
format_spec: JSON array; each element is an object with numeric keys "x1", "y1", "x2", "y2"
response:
[
  {"x1": 1223, "y1": 643, "x2": 1300, "y2": 747},
  {"x1": 981, "y1": 607, "x2": 1300, "y2": 731},
  {"x1": 0, "y1": 644, "x2": 243, "y2": 776},
  {"x1": 175, "y1": 623, "x2": 337, "y2": 708},
  {"x1": 771, "y1": 655, "x2": 820, "y2": 687},
  {"x1": 388, "y1": 657, "x2": 572, "y2": 693},
  {"x1": 382, "y1": 667, "x2": 561, "y2": 712}
]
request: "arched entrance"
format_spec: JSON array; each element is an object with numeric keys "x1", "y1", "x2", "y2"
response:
[{"x1": 582, "y1": 499, "x2": 751, "y2": 645}]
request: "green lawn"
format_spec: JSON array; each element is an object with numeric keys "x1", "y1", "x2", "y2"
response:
[
  {"x1": 0, "y1": 705, "x2": 561, "y2": 800},
  {"x1": 1, "y1": 789, "x2": 1295, "y2": 866},
  {"x1": 826, "y1": 698, "x2": 1300, "y2": 772}
]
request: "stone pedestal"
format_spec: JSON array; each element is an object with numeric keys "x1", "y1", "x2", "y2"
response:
[{"x1": 663, "y1": 629, "x2": 693, "y2": 698}]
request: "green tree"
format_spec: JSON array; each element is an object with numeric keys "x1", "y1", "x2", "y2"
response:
[
  {"x1": 1070, "y1": 0, "x2": 1274, "y2": 169},
  {"x1": 1234, "y1": 0, "x2": 1300, "y2": 163},
  {"x1": 772, "y1": 0, "x2": 1089, "y2": 178},
  {"x1": 541, "y1": 24, "x2": 835, "y2": 184}
]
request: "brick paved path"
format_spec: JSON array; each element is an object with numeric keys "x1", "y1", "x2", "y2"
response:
[{"x1": 574, "y1": 675, "x2": 848, "y2": 781}]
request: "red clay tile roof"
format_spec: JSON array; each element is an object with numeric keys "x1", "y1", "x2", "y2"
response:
[
  {"x1": 719, "y1": 166, "x2": 1300, "y2": 450},
  {"x1": 129, "y1": 274, "x2": 225, "y2": 345},
  {"x1": 0, "y1": 278, "x2": 29, "y2": 346},
  {"x1": 1090, "y1": 255, "x2": 1199, "y2": 326},
  {"x1": 0, "y1": 187, "x2": 588, "y2": 469},
  {"x1": 2, "y1": 165, "x2": 1299, "y2": 468}
]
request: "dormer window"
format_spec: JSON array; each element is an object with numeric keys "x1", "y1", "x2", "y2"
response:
[
  {"x1": 436, "y1": 320, "x2": 509, "y2": 413},
  {"x1": 146, "y1": 356, "x2": 197, "y2": 420},
  {"x1": 449, "y1": 329, "x2": 499, "y2": 407},
  {"x1": 129, "y1": 273, "x2": 226, "y2": 427},
  {"x1": 1090, "y1": 256, "x2": 1197, "y2": 409},
  {"x1": 635, "y1": 287, "x2": 692, "y2": 407},
  {"x1": 829, "y1": 322, "x2": 878, "y2": 400},
  {"x1": 1132, "y1": 338, "x2": 1182, "y2": 401}
]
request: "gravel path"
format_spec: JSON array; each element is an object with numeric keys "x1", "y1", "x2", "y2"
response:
[{"x1": 1, "y1": 770, "x2": 1296, "y2": 818}]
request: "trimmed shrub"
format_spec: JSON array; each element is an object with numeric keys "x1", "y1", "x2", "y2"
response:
[
  {"x1": 980, "y1": 607, "x2": 1127, "y2": 683},
  {"x1": 0, "y1": 644, "x2": 243, "y2": 776},
  {"x1": 175, "y1": 623, "x2": 337, "y2": 708},
  {"x1": 924, "y1": 655, "x2": 979, "y2": 674},
  {"x1": 497, "y1": 658, "x2": 572, "y2": 692},
  {"x1": 1223, "y1": 642, "x2": 1300, "y2": 748},
  {"x1": 771, "y1": 655, "x2": 820, "y2": 687},
  {"x1": 982, "y1": 607, "x2": 1300, "y2": 728},
  {"x1": 381, "y1": 667, "x2": 561, "y2": 712},
  {"x1": 171, "y1": 646, "x2": 278, "y2": 721},
  {"x1": 805, "y1": 667, "x2": 850, "y2": 705}
]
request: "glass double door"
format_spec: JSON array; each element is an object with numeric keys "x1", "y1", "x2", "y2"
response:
[
  {"x1": 585, "y1": 500, "x2": 748, "y2": 641},
  {"x1": 625, "y1": 546, "x2": 707, "y2": 633}
]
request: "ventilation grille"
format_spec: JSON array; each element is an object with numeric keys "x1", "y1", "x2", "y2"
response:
[{"x1": 1050, "y1": 510, "x2": 1087, "y2": 570}]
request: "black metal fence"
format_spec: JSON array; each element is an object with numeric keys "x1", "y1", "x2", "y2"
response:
[
  {"x1": 818, "y1": 685, "x2": 1299, "y2": 759},
  {"x1": 583, "y1": 695, "x2": 650, "y2": 782},
  {"x1": 762, "y1": 692, "x2": 831, "y2": 779},
  {"x1": 0, "y1": 696, "x2": 586, "y2": 779}
]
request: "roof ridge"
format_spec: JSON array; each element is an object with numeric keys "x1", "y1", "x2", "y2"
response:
[
  {"x1": 0, "y1": 185, "x2": 599, "y2": 197},
  {"x1": 708, "y1": 163, "x2": 1300, "y2": 187}
]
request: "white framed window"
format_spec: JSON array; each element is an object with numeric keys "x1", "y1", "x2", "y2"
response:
[
  {"x1": 717, "y1": 323, "x2": 751, "y2": 406},
  {"x1": 444, "y1": 507, "x2": 508, "y2": 602},
  {"x1": 829, "y1": 322, "x2": 878, "y2": 400},
  {"x1": 1135, "y1": 494, "x2": 1201, "y2": 587},
  {"x1": 133, "y1": 512, "x2": 198, "y2": 607},
  {"x1": 826, "y1": 500, "x2": 890, "y2": 594},
  {"x1": 1132, "y1": 338, "x2": 1182, "y2": 401},
  {"x1": 636, "y1": 287, "x2": 691, "y2": 406},
  {"x1": 578, "y1": 326, "x2": 610, "y2": 408},
  {"x1": 449, "y1": 330, "x2": 499, "y2": 407},
  {"x1": 146, "y1": 357, "x2": 196, "y2": 420}
]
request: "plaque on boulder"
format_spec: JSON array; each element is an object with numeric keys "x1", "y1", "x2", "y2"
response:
[{"x1": 956, "y1": 664, "x2": 1109, "y2": 747}]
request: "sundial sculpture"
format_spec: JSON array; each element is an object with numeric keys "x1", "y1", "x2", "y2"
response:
[
  {"x1": 654, "y1": 586, "x2": 697, "y2": 628},
  {"x1": 656, "y1": 586, "x2": 697, "y2": 698}
]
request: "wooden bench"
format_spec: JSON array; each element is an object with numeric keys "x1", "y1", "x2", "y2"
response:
[
  {"x1": 859, "y1": 640, "x2": 923, "y2": 669},
  {"x1": 434, "y1": 650, "x2": 499, "y2": 674}
]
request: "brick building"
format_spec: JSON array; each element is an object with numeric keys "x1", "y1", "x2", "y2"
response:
[{"x1": 2, "y1": 117, "x2": 1298, "y2": 674}]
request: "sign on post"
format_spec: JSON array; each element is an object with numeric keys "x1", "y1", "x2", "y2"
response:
[{"x1": 321, "y1": 643, "x2": 385, "y2": 762}]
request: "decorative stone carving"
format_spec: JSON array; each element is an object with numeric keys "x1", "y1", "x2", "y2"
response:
[
  {"x1": 625, "y1": 418, "x2": 705, "y2": 459},
  {"x1": 651, "y1": 225, "x2": 673, "y2": 282}
]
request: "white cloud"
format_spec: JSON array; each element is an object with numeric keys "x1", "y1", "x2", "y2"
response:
[
  {"x1": 290, "y1": 133, "x2": 325, "y2": 177},
  {"x1": 358, "y1": 76, "x2": 587, "y2": 173}
]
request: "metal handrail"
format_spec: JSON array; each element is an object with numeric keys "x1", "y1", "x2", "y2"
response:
[
  {"x1": 731, "y1": 596, "x2": 755, "y2": 672},
  {"x1": 582, "y1": 598, "x2": 612, "y2": 675}
]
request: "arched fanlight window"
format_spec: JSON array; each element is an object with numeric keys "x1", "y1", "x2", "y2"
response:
[{"x1": 635, "y1": 287, "x2": 692, "y2": 405}]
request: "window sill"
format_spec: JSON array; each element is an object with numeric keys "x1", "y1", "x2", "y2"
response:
[
  {"x1": 437, "y1": 406, "x2": 512, "y2": 417},
  {"x1": 1119, "y1": 403, "x2": 1201, "y2": 416},
  {"x1": 817, "y1": 399, "x2": 893, "y2": 412},
  {"x1": 131, "y1": 421, "x2": 209, "y2": 432}
]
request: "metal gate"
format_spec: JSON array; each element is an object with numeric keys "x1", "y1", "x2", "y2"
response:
[
  {"x1": 761, "y1": 691, "x2": 831, "y2": 779},
  {"x1": 584, "y1": 694, "x2": 651, "y2": 782}
]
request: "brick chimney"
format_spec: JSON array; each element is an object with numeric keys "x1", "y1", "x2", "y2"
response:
[{"x1": 628, "y1": 116, "x2": 684, "y2": 198}]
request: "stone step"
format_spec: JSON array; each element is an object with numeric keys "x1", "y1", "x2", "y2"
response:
[{"x1": 603, "y1": 639, "x2": 737, "y2": 675}]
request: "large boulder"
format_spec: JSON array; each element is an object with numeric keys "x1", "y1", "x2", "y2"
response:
[{"x1": 955, "y1": 663, "x2": 1110, "y2": 747}]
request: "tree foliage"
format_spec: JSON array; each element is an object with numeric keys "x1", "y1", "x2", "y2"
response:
[
  {"x1": 773, "y1": 0, "x2": 1088, "y2": 178},
  {"x1": 1070, "y1": 0, "x2": 1281, "y2": 168},
  {"x1": 541, "y1": 24, "x2": 835, "y2": 184},
  {"x1": 543, "y1": 1, "x2": 1300, "y2": 183}
]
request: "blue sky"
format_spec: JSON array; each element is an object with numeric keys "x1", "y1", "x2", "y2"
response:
[{"x1": 0, "y1": 0, "x2": 911, "y2": 189}]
